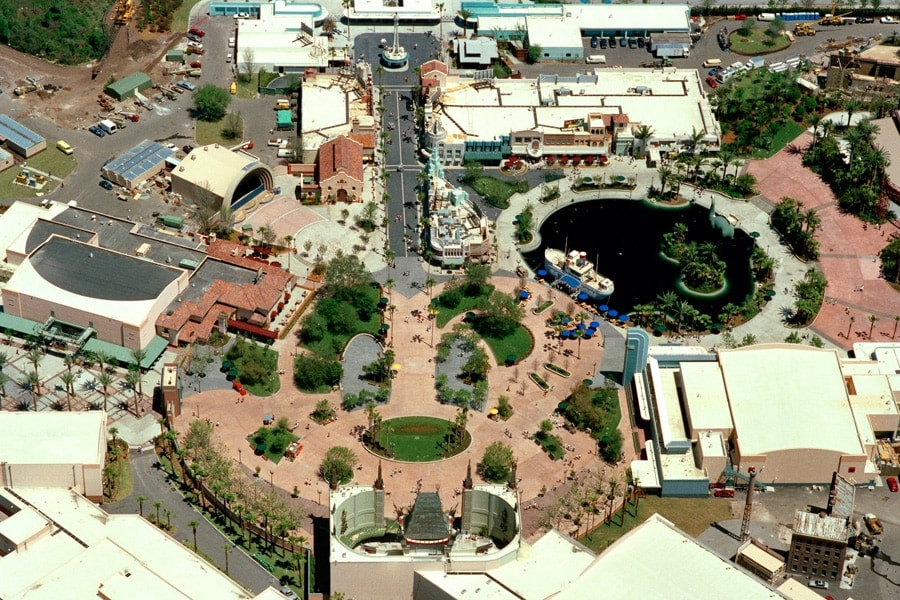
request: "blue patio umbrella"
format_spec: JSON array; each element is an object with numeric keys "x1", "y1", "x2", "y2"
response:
[
  {"x1": 576, "y1": 322, "x2": 586, "y2": 330},
  {"x1": 607, "y1": 309, "x2": 619, "y2": 319},
  {"x1": 577, "y1": 292, "x2": 589, "y2": 301},
  {"x1": 589, "y1": 321, "x2": 600, "y2": 329},
  {"x1": 537, "y1": 269, "x2": 548, "y2": 277},
  {"x1": 561, "y1": 330, "x2": 571, "y2": 339},
  {"x1": 583, "y1": 330, "x2": 594, "y2": 339},
  {"x1": 588, "y1": 327, "x2": 597, "y2": 334},
  {"x1": 598, "y1": 304, "x2": 609, "y2": 313},
  {"x1": 519, "y1": 290, "x2": 530, "y2": 299},
  {"x1": 618, "y1": 314, "x2": 629, "y2": 323},
  {"x1": 562, "y1": 317, "x2": 571, "y2": 325}
]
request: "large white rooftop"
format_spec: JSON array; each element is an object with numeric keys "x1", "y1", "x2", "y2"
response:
[
  {"x1": 488, "y1": 529, "x2": 595, "y2": 598},
  {"x1": 680, "y1": 361, "x2": 734, "y2": 435},
  {"x1": 0, "y1": 487, "x2": 274, "y2": 599},
  {"x1": 0, "y1": 412, "x2": 106, "y2": 465},
  {"x1": 718, "y1": 345, "x2": 864, "y2": 457},
  {"x1": 552, "y1": 514, "x2": 786, "y2": 599},
  {"x1": 177, "y1": 145, "x2": 262, "y2": 198},
  {"x1": 438, "y1": 69, "x2": 717, "y2": 145}
]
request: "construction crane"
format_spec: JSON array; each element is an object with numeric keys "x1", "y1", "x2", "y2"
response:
[
  {"x1": 819, "y1": 0, "x2": 851, "y2": 26},
  {"x1": 739, "y1": 467, "x2": 758, "y2": 542}
]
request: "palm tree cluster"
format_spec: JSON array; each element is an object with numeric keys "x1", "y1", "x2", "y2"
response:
[
  {"x1": 714, "y1": 69, "x2": 807, "y2": 155},
  {"x1": 662, "y1": 223, "x2": 727, "y2": 293},
  {"x1": 803, "y1": 117, "x2": 891, "y2": 222},
  {"x1": 769, "y1": 197, "x2": 821, "y2": 261},
  {"x1": 174, "y1": 419, "x2": 306, "y2": 560}
]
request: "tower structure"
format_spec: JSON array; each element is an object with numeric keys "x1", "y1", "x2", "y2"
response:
[
  {"x1": 461, "y1": 460, "x2": 474, "y2": 532},
  {"x1": 381, "y1": 13, "x2": 409, "y2": 68},
  {"x1": 740, "y1": 467, "x2": 757, "y2": 542}
]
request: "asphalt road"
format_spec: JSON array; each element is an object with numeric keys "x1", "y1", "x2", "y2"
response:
[{"x1": 105, "y1": 449, "x2": 282, "y2": 595}]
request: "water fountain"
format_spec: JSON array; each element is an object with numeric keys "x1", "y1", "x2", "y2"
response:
[{"x1": 381, "y1": 13, "x2": 409, "y2": 69}]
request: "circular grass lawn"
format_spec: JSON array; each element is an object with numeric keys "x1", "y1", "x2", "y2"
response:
[{"x1": 374, "y1": 416, "x2": 471, "y2": 462}]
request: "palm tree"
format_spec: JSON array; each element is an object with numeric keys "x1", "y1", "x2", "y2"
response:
[
  {"x1": 865, "y1": 145, "x2": 890, "y2": 187},
  {"x1": 136, "y1": 495, "x2": 147, "y2": 517},
  {"x1": 656, "y1": 165, "x2": 673, "y2": 197},
  {"x1": 342, "y1": 0, "x2": 353, "y2": 40},
  {"x1": 59, "y1": 370, "x2": 76, "y2": 411},
  {"x1": 125, "y1": 368, "x2": 141, "y2": 416},
  {"x1": 846, "y1": 315, "x2": 855, "y2": 339},
  {"x1": 189, "y1": 520, "x2": 200, "y2": 552},
  {"x1": 718, "y1": 146, "x2": 735, "y2": 183},
  {"x1": 843, "y1": 99, "x2": 863, "y2": 128},
  {"x1": 0, "y1": 371, "x2": 7, "y2": 410},
  {"x1": 130, "y1": 348, "x2": 147, "y2": 399},
  {"x1": 25, "y1": 369, "x2": 40, "y2": 411},
  {"x1": 97, "y1": 371, "x2": 114, "y2": 413},
  {"x1": 656, "y1": 291, "x2": 678, "y2": 326},
  {"x1": 802, "y1": 208, "x2": 820, "y2": 233},
  {"x1": 26, "y1": 347, "x2": 42, "y2": 381},
  {"x1": 868, "y1": 314, "x2": 880, "y2": 338},
  {"x1": 384, "y1": 278, "x2": 395, "y2": 301},
  {"x1": 0, "y1": 350, "x2": 8, "y2": 372},
  {"x1": 820, "y1": 119, "x2": 835, "y2": 141},
  {"x1": 807, "y1": 113, "x2": 822, "y2": 149},
  {"x1": 153, "y1": 501, "x2": 163, "y2": 526},
  {"x1": 633, "y1": 124, "x2": 655, "y2": 155},
  {"x1": 893, "y1": 316, "x2": 900, "y2": 341},
  {"x1": 436, "y1": 2, "x2": 446, "y2": 57}
]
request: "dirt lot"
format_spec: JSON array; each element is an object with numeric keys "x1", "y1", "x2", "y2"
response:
[{"x1": 0, "y1": 22, "x2": 180, "y2": 128}]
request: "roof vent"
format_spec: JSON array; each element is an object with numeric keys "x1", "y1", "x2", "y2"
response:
[
  {"x1": 191, "y1": 154, "x2": 196, "y2": 160},
  {"x1": 179, "y1": 166, "x2": 185, "y2": 171},
  {"x1": 89, "y1": 252, "x2": 94, "y2": 258}
]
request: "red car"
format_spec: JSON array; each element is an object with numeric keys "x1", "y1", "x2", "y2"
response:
[
  {"x1": 190, "y1": 61, "x2": 202, "y2": 69},
  {"x1": 888, "y1": 477, "x2": 899, "y2": 492},
  {"x1": 188, "y1": 27, "x2": 205, "y2": 37},
  {"x1": 734, "y1": 13, "x2": 747, "y2": 20},
  {"x1": 714, "y1": 488, "x2": 734, "y2": 498},
  {"x1": 705, "y1": 76, "x2": 719, "y2": 89}
]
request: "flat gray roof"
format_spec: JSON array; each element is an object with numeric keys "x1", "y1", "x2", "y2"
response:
[
  {"x1": 0, "y1": 114, "x2": 45, "y2": 150},
  {"x1": 24, "y1": 219, "x2": 91, "y2": 254},
  {"x1": 30, "y1": 237, "x2": 181, "y2": 302}
]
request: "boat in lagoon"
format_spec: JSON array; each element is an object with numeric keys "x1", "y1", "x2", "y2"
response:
[{"x1": 544, "y1": 248, "x2": 614, "y2": 302}]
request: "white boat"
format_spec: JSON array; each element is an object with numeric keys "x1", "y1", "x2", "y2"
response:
[{"x1": 544, "y1": 248, "x2": 614, "y2": 302}]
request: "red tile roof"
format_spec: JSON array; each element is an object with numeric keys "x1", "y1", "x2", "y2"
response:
[
  {"x1": 420, "y1": 60, "x2": 448, "y2": 76},
  {"x1": 318, "y1": 135, "x2": 364, "y2": 183}
]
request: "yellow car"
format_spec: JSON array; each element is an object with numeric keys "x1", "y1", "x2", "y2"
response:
[{"x1": 230, "y1": 81, "x2": 237, "y2": 95}]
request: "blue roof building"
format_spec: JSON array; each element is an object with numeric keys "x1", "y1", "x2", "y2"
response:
[
  {"x1": 0, "y1": 114, "x2": 47, "y2": 158},
  {"x1": 101, "y1": 140, "x2": 175, "y2": 188}
]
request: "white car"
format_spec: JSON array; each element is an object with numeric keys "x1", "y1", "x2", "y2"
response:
[
  {"x1": 228, "y1": 37, "x2": 236, "y2": 48},
  {"x1": 234, "y1": 12, "x2": 249, "y2": 19},
  {"x1": 808, "y1": 579, "x2": 829, "y2": 590},
  {"x1": 881, "y1": 16, "x2": 896, "y2": 23},
  {"x1": 187, "y1": 40, "x2": 203, "y2": 49}
]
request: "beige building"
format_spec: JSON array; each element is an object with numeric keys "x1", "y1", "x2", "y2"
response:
[
  {"x1": 171, "y1": 144, "x2": 274, "y2": 214},
  {"x1": 0, "y1": 487, "x2": 284, "y2": 599},
  {"x1": 633, "y1": 344, "x2": 900, "y2": 494},
  {"x1": 0, "y1": 412, "x2": 106, "y2": 502}
]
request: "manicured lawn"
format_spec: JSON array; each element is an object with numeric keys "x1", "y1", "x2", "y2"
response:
[
  {"x1": 225, "y1": 338, "x2": 280, "y2": 396},
  {"x1": 435, "y1": 293, "x2": 484, "y2": 327},
  {"x1": 379, "y1": 416, "x2": 468, "y2": 461},
  {"x1": 302, "y1": 285, "x2": 383, "y2": 358},
  {"x1": 468, "y1": 175, "x2": 529, "y2": 209},
  {"x1": 248, "y1": 426, "x2": 299, "y2": 463},
  {"x1": 728, "y1": 28, "x2": 790, "y2": 55},
  {"x1": 750, "y1": 120, "x2": 805, "y2": 158},
  {"x1": 580, "y1": 496, "x2": 733, "y2": 552},
  {"x1": 482, "y1": 323, "x2": 533, "y2": 365},
  {"x1": 195, "y1": 116, "x2": 244, "y2": 147},
  {"x1": 0, "y1": 148, "x2": 76, "y2": 199}
]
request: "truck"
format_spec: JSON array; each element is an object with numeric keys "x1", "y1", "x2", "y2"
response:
[
  {"x1": 268, "y1": 138, "x2": 288, "y2": 147},
  {"x1": 275, "y1": 99, "x2": 291, "y2": 110},
  {"x1": 864, "y1": 513, "x2": 884, "y2": 535},
  {"x1": 650, "y1": 33, "x2": 691, "y2": 59},
  {"x1": 98, "y1": 119, "x2": 118, "y2": 135}
]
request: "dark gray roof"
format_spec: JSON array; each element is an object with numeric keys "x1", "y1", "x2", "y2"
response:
[
  {"x1": 30, "y1": 237, "x2": 181, "y2": 302},
  {"x1": 25, "y1": 220, "x2": 93, "y2": 254},
  {"x1": 404, "y1": 492, "x2": 450, "y2": 543},
  {"x1": 51, "y1": 207, "x2": 205, "y2": 267},
  {"x1": 171, "y1": 257, "x2": 257, "y2": 305}
]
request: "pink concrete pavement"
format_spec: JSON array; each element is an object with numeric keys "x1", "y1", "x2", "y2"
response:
[
  {"x1": 747, "y1": 132, "x2": 900, "y2": 348},
  {"x1": 174, "y1": 276, "x2": 634, "y2": 540}
]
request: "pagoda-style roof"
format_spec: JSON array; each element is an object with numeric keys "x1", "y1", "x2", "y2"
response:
[{"x1": 404, "y1": 492, "x2": 450, "y2": 546}]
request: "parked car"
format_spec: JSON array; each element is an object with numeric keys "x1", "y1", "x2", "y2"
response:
[
  {"x1": 187, "y1": 40, "x2": 203, "y2": 49},
  {"x1": 709, "y1": 67, "x2": 723, "y2": 77},
  {"x1": 628, "y1": 37, "x2": 638, "y2": 49},
  {"x1": 713, "y1": 487, "x2": 733, "y2": 497},
  {"x1": 99, "y1": 180, "x2": 113, "y2": 190},
  {"x1": 182, "y1": 144, "x2": 196, "y2": 154},
  {"x1": 808, "y1": 579, "x2": 829, "y2": 590},
  {"x1": 881, "y1": 16, "x2": 896, "y2": 23},
  {"x1": 188, "y1": 27, "x2": 205, "y2": 37},
  {"x1": 234, "y1": 11, "x2": 250, "y2": 19},
  {"x1": 88, "y1": 125, "x2": 106, "y2": 137},
  {"x1": 187, "y1": 34, "x2": 203, "y2": 43},
  {"x1": 734, "y1": 13, "x2": 747, "y2": 20},
  {"x1": 177, "y1": 80, "x2": 197, "y2": 91},
  {"x1": 590, "y1": 36, "x2": 599, "y2": 48},
  {"x1": 187, "y1": 47, "x2": 205, "y2": 55},
  {"x1": 887, "y1": 477, "x2": 899, "y2": 492},
  {"x1": 637, "y1": 36, "x2": 645, "y2": 48},
  {"x1": 599, "y1": 37, "x2": 608, "y2": 49},
  {"x1": 705, "y1": 76, "x2": 719, "y2": 89},
  {"x1": 856, "y1": 16, "x2": 874, "y2": 23},
  {"x1": 618, "y1": 36, "x2": 627, "y2": 47}
]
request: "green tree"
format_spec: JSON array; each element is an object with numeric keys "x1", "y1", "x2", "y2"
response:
[
  {"x1": 189, "y1": 520, "x2": 200, "y2": 551},
  {"x1": 481, "y1": 441, "x2": 514, "y2": 483},
  {"x1": 323, "y1": 255, "x2": 371, "y2": 295},
  {"x1": 600, "y1": 428, "x2": 624, "y2": 463},
  {"x1": 880, "y1": 238, "x2": 900, "y2": 283},
  {"x1": 294, "y1": 353, "x2": 343, "y2": 391},
  {"x1": 221, "y1": 111, "x2": 243, "y2": 139},
  {"x1": 191, "y1": 85, "x2": 232, "y2": 122},
  {"x1": 320, "y1": 446, "x2": 358, "y2": 487},
  {"x1": 474, "y1": 290, "x2": 524, "y2": 338},
  {"x1": 527, "y1": 43, "x2": 543, "y2": 64}
]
